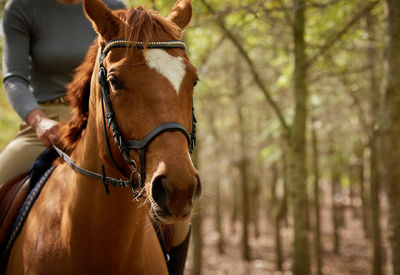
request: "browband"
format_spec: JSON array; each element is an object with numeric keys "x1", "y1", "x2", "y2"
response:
[{"x1": 102, "y1": 39, "x2": 186, "y2": 57}]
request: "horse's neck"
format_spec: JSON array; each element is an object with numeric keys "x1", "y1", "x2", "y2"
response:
[{"x1": 66, "y1": 118, "x2": 148, "y2": 248}]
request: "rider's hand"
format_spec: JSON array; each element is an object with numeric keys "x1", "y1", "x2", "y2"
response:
[{"x1": 26, "y1": 109, "x2": 60, "y2": 148}]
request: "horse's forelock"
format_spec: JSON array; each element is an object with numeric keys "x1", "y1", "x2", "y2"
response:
[{"x1": 120, "y1": 7, "x2": 182, "y2": 46}]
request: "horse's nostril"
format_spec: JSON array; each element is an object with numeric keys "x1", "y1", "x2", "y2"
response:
[
  {"x1": 193, "y1": 175, "x2": 202, "y2": 203},
  {"x1": 151, "y1": 176, "x2": 169, "y2": 208}
]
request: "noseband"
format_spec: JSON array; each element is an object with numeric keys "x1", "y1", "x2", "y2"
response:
[{"x1": 54, "y1": 39, "x2": 196, "y2": 199}]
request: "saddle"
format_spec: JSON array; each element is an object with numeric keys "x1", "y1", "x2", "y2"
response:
[
  {"x1": 0, "y1": 148, "x2": 58, "y2": 253},
  {"x1": 0, "y1": 172, "x2": 29, "y2": 246}
]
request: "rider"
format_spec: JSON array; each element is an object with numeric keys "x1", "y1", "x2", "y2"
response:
[{"x1": 0, "y1": 0, "x2": 125, "y2": 186}]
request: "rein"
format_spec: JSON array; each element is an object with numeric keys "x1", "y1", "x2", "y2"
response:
[{"x1": 55, "y1": 39, "x2": 196, "y2": 199}]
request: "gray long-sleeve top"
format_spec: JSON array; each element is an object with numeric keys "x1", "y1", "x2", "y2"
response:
[{"x1": 2, "y1": 0, "x2": 125, "y2": 120}]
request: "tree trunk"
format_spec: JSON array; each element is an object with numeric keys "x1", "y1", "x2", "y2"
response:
[
  {"x1": 235, "y1": 59, "x2": 250, "y2": 261},
  {"x1": 215, "y1": 179, "x2": 224, "y2": 254},
  {"x1": 311, "y1": 118, "x2": 323, "y2": 275},
  {"x1": 274, "y1": 204, "x2": 283, "y2": 270},
  {"x1": 269, "y1": 162, "x2": 282, "y2": 269},
  {"x1": 251, "y1": 178, "x2": 260, "y2": 239},
  {"x1": 291, "y1": 0, "x2": 311, "y2": 274},
  {"x1": 330, "y1": 147, "x2": 342, "y2": 255},
  {"x1": 269, "y1": 164, "x2": 279, "y2": 218},
  {"x1": 191, "y1": 142, "x2": 202, "y2": 275},
  {"x1": 281, "y1": 145, "x2": 289, "y2": 228},
  {"x1": 366, "y1": 12, "x2": 384, "y2": 275},
  {"x1": 230, "y1": 180, "x2": 238, "y2": 234},
  {"x1": 239, "y1": 129, "x2": 250, "y2": 261},
  {"x1": 191, "y1": 205, "x2": 203, "y2": 275},
  {"x1": 208, "y1": 111, "x2": 224, "y2": 254},
  {"x1": 369, "y1": 128, "x2": 383, "y2": 275},
  {"x1": 380, "y1": 1, "x2": 400, "y2": 274},
  {"x1": 356, "y1": 146, "x2": 371, "y2": 239},
  {"x1": 348, "y1": 166, "x2": 358, "y2": 218}
]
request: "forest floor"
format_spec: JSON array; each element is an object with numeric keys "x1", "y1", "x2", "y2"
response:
[{"x1": 185, "y1": 183, "x2": 387, "y2": 275}]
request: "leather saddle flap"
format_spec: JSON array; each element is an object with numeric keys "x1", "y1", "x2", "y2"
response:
[{"x1": 0, "y1": 173, "x2": 30, "y2": 245}]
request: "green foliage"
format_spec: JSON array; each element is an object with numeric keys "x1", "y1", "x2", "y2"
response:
[
  {"x1": 0, "y1": 33, "x2": 20, "y2": 151},
  {"x1": 0, "y1": 87, "x2": 19, "y2": 151}
]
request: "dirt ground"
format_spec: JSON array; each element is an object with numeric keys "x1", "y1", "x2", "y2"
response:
[{"x1": 184, "y1": 183, "x2": 385, "y2": 275}]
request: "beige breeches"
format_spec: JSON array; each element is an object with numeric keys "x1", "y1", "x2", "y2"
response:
[{"x1": 0, "y1": 103, "x2": 71, "y2": 186}]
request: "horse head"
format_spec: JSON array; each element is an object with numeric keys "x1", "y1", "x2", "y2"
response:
[{"x1": 73, "y1": 0, "x2": 201, "y2": 224}]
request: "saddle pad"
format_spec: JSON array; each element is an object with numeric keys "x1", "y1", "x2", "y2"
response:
[{"x1": 0, "y1": 166, "x2": 56, "y2": 269}]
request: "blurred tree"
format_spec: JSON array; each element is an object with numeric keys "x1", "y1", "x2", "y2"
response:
[
  {"x1": 366, "y1": 11, "x2": 383, "y2": 275},
  {"x1": 329, "y1": 144, "x2": 342, "y2": 255},
  {"x1": 290, "y1": 0, "x2": 310, "y2": 273},
  {"x1": 250, "y1": 176, "x2": 260, "y2": 239},
  {"x1": 235, "y1": 58, "x2": 251, "y2": 261},
  {"x1": 380, "y1": 0, "x2": 400, "y2": 274},
  {"x1": 271, "y1": 157, "x2": 286, "y2": 270},
  {"x1": 230, "y1": 180, "x2": 239, "y2": 234},
  {"x1": 208, "y1": 110, "x2": 224, "y2": 254},
  {"x1": 191, "y1": 143, "x2": 203, "y2": 275},
  {"x1": 311, "y1": 116, "x2": 322, "y2": 275},
  {"x1": 191, "y1": 204, "x2": 203, "y2": 275}
]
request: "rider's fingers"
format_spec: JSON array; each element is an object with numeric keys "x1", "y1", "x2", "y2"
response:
[
  {"x1": 40, "y1": 136, "x2": 51, "y2": 148},
  {"x1": 47, "y1": 133, "x2": 59, "y2": 147},
  {"x1": 50, "y1": 122, "x2": 60, "y2": 132}
]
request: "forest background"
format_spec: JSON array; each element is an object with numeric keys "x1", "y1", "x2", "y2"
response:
[{"x1": 1, "y1": 0, "x2": 400, "y2": 274}]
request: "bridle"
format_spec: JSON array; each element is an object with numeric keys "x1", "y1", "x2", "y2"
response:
[
  {"x1": 54, "y1": 39, "x2": 196, "y2": 199},
  {"x1": 99, "y1": 39, "x2": 196, "y2": 193}
]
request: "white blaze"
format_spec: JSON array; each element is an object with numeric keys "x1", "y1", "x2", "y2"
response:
[{"x1": 144, "y1": 49, "x2": 186, "y2": 94}]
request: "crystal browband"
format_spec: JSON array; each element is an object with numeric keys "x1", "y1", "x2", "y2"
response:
[{"x1": 102, "y1": 39, "x2": 186, "y2": 56}]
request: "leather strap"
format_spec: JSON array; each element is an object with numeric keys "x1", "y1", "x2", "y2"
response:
[
  {"x1": 125, "y1": 123, "x2": 191, "y2": 150},
  {"x1": 53, "y1": 145, "x2": 138, "y2": 189},
  {"x1": 100, "y1": 88, "x2": 131, "y2": 177}
]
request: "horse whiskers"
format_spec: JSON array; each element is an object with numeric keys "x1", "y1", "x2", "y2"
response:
[
  {"x1": 201, "y1": 190, "x2": 216, "y2": 201},
  {"x1": 131, "y1": 187, "x2": 147, "y2": 203},
  {"x1": 135, "y1": 200, "x2": 147, "y2": 209},
  {"x1": 142, "y1": 197, "x2": 152, "y2": 208},
  {"x1": 190, "y1": 196, "x2": 206, "y2": 217}
]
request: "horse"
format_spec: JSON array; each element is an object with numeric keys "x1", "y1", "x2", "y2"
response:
[{"x1": 4, "y1": 0, "x2": 200, "y2": 273}]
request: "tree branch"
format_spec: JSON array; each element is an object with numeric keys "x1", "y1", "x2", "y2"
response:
[
  {"x1": 199, "y1": 0, "x2": 291, "y2": 136},
  {"x1": 305, "y1": 1, "x2": 379, "y2": 68},
  {"x1": 277, "y1": 0, "x2": 293, "y2": 28},
  {"x1": 197, "y1": 34, "x2": 227, "y2": 72}
]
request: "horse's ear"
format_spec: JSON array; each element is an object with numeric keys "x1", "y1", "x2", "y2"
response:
[
  {"x1": 83, "y1": 0, "x2": 120, "y2": 41},
  {"x1": 167, "y1": 0, "x2": 192, "y2": 30}
]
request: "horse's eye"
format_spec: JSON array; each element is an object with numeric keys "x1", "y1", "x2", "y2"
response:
[
  {"x1": 193, "y1": 79, "x2": 198, "y2": 87},
  {"x1": 108, "y1": 75, "x2": 124, "y2": 90}
]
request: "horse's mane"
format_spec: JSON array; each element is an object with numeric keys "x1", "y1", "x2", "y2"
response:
[{"x1": 61, "y1": 7, "x2": 181, "y2": 152}]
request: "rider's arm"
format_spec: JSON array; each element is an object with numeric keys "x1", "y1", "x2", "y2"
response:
[
  {"x1": 2, "y1": 0, "x2": 59, "y2": 147},
  {"x1": 2, "y1": 0, "x2": 39, "y2": 121}
]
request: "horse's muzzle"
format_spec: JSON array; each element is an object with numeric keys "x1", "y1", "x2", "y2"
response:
[{"x1": 150, "y1": 173, "x2": 201, "y2": 222}]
